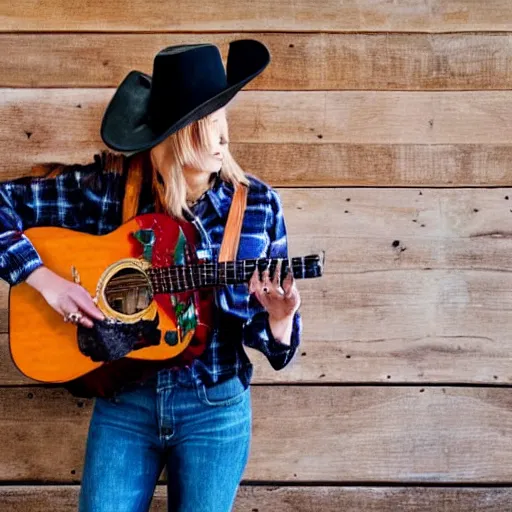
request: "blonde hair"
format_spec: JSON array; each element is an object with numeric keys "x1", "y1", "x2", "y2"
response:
[{"x1": 145, "y1": 112, "x2": 249, "y2": 220}]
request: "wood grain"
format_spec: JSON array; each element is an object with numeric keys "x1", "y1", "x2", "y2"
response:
[
  {"x1": 4, "y1": 90, "x2": 512, "y2": 185},
  {"x1": 2, "y1": 0, "x2": 512, "y2": 32},
  {"x1": 2, "y1": 0, "x2": 512, "y2": 506},
  {"x1": 6, "y1": 142, "x2": 512, "y2": 187},
  {"x1": 3, "y1": 33, "x2": 512, "y2": 90},
  {"x1": 2, "y1": 485, "x2": 512, "y2": 512},
  {"x1": 1, "y1": 386, "x2": 512, "y2": 482},
  {"x1": 5, "y1": 89, "x2": 512, "y2": 144}
]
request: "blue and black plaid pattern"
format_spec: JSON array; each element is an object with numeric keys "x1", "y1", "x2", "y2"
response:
[{"x1": 0, "y1": 155, "x2": 301, "y2": 386}]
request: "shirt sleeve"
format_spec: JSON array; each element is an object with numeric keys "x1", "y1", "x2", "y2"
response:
[
  {"x1": 0, "y1": 157, "x2": 118, "y2": 286},
  {"x1": 241, "y1": 187, "x2": 302, "y2": 370}
]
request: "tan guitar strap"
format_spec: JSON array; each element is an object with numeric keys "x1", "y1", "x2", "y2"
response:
[
  {"x1": 121, "y1": 152, "x2": 143, "y2": 223},
  {"x1": 218, "y1": 184, "x2": 248, "y2": 262}
]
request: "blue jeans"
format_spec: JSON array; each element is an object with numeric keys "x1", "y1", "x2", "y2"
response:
[{"x1": 78, "y1": 367, "x2": 252, "y2": 512}]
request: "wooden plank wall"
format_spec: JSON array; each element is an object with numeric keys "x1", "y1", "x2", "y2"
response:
[{"x1": 2, "y1": 1, "x2": 512, "y2": 510}]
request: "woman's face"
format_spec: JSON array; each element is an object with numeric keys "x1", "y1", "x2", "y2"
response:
[
  {"x1": 195, "y1": 106, "x2": 229, "y2": 173},
  {"x1": 150, "y1": 106, "x2": 229, "y2": 175}
]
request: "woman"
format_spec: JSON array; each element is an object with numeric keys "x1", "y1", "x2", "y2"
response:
[{"x1": 0, "y1": 39, "x2": 301, "y2": 511}]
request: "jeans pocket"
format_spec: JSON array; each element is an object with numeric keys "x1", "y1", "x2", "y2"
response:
[{"x1": 196, "y1": 375, "x2": 249, "y2": 407}]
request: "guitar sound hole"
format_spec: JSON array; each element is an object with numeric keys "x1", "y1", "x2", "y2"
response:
[{"x1": 104, "y1": 267, "x2": 153, "y2": 315}]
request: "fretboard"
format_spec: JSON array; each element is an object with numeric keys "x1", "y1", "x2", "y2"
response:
[{"x1": 146, "y1": 255, "x2": 323, "y2": 295}]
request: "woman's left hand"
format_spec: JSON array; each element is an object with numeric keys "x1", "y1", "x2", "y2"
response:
[{"x1": 249, "y1": 259, "x2": 301, "y2": 320}]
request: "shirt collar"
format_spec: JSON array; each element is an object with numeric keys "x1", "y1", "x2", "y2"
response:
[{"x1": 205, "y1": 172, "x2": 235, "y2": 219}]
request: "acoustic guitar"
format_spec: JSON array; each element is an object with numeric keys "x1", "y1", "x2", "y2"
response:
[{"x1": 9, "y1": 212, "x2": 324, "y2": 393}]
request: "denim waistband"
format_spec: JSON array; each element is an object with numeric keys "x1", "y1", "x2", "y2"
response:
[
  {"x1": 119, "y1": 363, "x2": 252, "y2": 395},
  {"x1": 152, "y1": 366, "x2": 196, "y2": 390}
]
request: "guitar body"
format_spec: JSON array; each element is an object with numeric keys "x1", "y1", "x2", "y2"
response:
[{"x1": 9, "y1": 213, "x2": 213, "y2": 393}]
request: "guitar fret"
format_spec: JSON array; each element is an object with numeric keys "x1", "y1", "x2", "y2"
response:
[
  {"x1": 169, "y1": 268, "x2": 173, "y2": 291},
  {"x1": 197, "y1": 264, "x2": 202, "y2": 287},
  {"x1": 152, "y1": 269, "x2": 159, "y2": 294},
  {"x1": 180, "y1": 265, "x2": 187, "y2": 291},
  {"x1": 188, "y1": 265, "x2": 195, "y2": 289},
  {"x1": 174, "y1": 266, "x2": 179, "y2": 292},
  {"x1": 162, "y1": 268, "x2": 168, "y2": 293},
  {"x1": 155, "y1": 268, "x2": 161, "y2": 294}
]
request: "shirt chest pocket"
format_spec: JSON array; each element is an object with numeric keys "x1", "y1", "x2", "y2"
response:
[
  {"x1": 203, "y1": 205, "x2": 271, "y2": 260},
  {"x1": 236, "y1": 232, "x2": 269, "y2": 260}
]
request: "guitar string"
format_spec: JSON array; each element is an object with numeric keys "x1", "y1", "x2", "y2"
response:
[
  {"x1": 146, "y1": 258, "x2": 318, "y2": 292},
  {"x1": 147, "y1": 258, "x2": 318, "y2": 274},
  {"x1": 147, "y1": 256, "x2": 319, "y2": 273}
]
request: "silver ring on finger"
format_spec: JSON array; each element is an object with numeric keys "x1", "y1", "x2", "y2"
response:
[{"x1": 64, "y1": 311, "x2": 83, "y2": 324}]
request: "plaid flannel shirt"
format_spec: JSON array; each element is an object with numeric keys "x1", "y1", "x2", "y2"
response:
[{"x1": 0, "y1": 154, "x2": 302, "y2": 387}]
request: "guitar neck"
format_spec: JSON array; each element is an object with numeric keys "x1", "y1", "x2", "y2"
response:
[{"x1": 147, "y1": 255, "x2": 323, "y2": 295}]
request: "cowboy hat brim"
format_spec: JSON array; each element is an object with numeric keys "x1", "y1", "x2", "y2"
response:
[{"x1": 100, "y1": 39, "x2": 270, "y2": 153}]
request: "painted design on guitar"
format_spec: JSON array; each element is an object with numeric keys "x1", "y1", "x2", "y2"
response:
[
  {"x1": 132, "y1": 229, "x2": 155, "y2": 262},
  {"x1": 131, "y1": 222, "x2": 199, "y2": 349}
]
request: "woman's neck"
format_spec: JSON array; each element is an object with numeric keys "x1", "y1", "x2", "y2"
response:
[{"x1": 183, "y1": 166, "x2": 216, "y2": 204}]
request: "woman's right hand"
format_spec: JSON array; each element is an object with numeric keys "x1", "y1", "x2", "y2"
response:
[{"x1": 25, "y1": 265, "x2": 105, "y2": 328}]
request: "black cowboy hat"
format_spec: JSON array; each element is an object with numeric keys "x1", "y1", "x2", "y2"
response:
[{"x1": 100, "y1": 39, "x2": 270, "y2": 153}]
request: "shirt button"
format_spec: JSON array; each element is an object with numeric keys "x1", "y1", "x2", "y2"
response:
[{"x1": 161, "y1": 427, "x2": 173, "y2": 436}]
